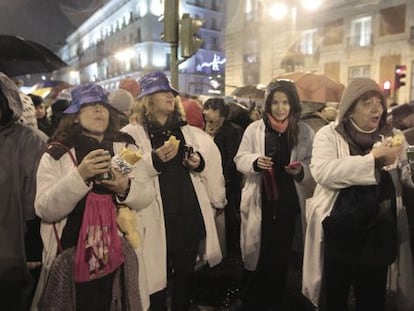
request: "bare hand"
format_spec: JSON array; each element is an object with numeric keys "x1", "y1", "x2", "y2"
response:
[
  {"x1": 78, "y1": 149, "x2": 111, "y2": 181},
  {"x1": 27, "y1": 261, "x2": 42, "y2": 270},
  {"x1": 285, "y1": 163, "x2": 303, "y2": 176},
  {"x1": 100, "y1": 168, "x2": 130, "y2": 194},
  {"x1": 155, "y1": 141, "x2": 179, "y2": 163},
  {"x1": 371, "y1": 143, "x2": 403, "y2": 166},
  {"x1": 186, "y1": 152, "x2": 201, "y2": 169},
  {"x1": 256, "y1": 156, "x2": 273, "y2": 170}
]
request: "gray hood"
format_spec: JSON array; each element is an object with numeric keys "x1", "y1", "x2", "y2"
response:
[
  {"x1": 337, "y1": 78, "x2": 385, "y2": 122},
  {"x1": 0, "y1": 72, "x2": 23, "y2": 123}
]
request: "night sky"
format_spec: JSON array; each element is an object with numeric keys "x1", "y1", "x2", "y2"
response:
[{"x1": 0, "y1": 0, "x2": 104, "y2": 52}]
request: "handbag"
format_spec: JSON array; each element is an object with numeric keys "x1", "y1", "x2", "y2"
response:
[
  {"x1": 323, "y1": 171, "x2": 398, "y2": 266},
  {"x1": 322, "y1": 185, "x2": 378, "y2": 246},
  {"x1": 262, "y1": 167, "x2": 279, "y2": 201}
]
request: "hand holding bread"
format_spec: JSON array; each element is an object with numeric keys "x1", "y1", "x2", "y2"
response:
[{"x1": 156, "y1": 135, "x2": 180, "y2": 162}]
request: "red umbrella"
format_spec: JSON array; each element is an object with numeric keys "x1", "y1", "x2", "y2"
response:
[{"x1": 273, "y1": 72, "x2": 344, "y2": 103}]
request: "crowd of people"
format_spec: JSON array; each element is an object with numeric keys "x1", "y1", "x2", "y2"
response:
[{"x1": 1, "y1": 70, "x2": 414, "y2": 311}]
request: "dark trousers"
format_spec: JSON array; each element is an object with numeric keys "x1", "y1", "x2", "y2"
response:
[
  {"x1": 0, "y1": 277, "x2": 34, "y2": 311},
  {"x1": 150, "y1": 247, "x2": 198, "y2": 311},
  {"x1": 324, "y1": 259, "x2": 388, "y2": 311},
  {"x1": 224, "y1": 185, "x2": 241, "y2": 255},
  {"x1": 240, "y1": 206, "x2": 298, "y2": 310},
  {"x1": 75, "y1": 272, "x2": 115, "y2": 311},
  {"x1": 240, "y1": 264, "x2": 288, "y2": 311}
]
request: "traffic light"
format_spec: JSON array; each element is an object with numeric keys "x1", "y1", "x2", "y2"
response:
[
  {"x1": 394, "y1": 64, "x2": 407, "y2": 90},
  {"x1": 161, "y1": 0, "x2": 178, "y2": 43},
  {"x1": 180, "y1": 13, "x2": 203, "y2": 58},
  {"x1": 382, "y1": 80, "x2": 391, "y2": 97}
]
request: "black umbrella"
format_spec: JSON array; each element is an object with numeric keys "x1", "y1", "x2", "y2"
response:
[
  {"x1": 227, "y1": 101, "x2": 252, "y2": 130},
  {"x1": 231, "y1": 85, "x2": 265, "y2": 99},
  {"x1": 0, "y1": 35, "x2": 68, "y2": 77}
]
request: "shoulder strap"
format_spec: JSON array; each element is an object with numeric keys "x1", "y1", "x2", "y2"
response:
[{"x1": 47, "y1": 141, "x2": 78, "y2": 166}]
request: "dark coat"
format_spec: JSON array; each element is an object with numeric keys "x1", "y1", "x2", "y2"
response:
[{"x1": 0, "y1": 73, "x2": 45, "y2": 307}]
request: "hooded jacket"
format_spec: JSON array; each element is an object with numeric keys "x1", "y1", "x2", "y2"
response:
[
  {"x1": 0, "y1": 72, "x2": 45, "y2": 286},
  {"x1": 302, "y1": 78, "x2": 414, "y2": 310}
]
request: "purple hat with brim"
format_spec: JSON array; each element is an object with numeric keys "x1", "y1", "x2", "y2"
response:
[
  {"x1": 138, "y1": 71, "x2": 179, "y2": 99},
  {"x1": 64, "y1": 83, "x2": 110, "y2": 114}
]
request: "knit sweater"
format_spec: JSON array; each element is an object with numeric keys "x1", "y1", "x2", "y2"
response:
[{"x1": 38, "y1": 239, "x2": 141, "y2": 311}]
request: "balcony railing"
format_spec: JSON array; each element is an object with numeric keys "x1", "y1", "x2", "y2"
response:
[{"x1": 347, "y1": 34, "x2": 373, "y2": 48}]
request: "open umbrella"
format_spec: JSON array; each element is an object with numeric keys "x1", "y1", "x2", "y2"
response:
[
  {"x1": 231, "y1": 85, "x2": 265, "y2": 100},
  {"x1": 0, "y1": 35, "x2": 68, "y2": 77},
  {"x1": 273, "y1": 72, "x2": 345, "y2": 103},
  {"x1": 227, "y1": 101, "x2": 252, "y2": 130}
]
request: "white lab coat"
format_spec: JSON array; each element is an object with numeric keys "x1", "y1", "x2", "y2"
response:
[
  {"x1": 121, "y1": 123, "x2": 225, "y2": 294},
  {"x1": 302, "y1": 122, "x2": 414, "y2": 310}
]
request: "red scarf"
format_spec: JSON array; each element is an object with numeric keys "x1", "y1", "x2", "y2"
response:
[{"x1": 267, "y1": 113, "x2": 289, "y2": 133}]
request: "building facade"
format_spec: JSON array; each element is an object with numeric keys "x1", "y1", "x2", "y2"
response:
[
  {"x1": 57, "y1": 0, "x2": 226, "y2": 96},
  {"x1": 225, "y1": 0, "x2": 414, "y2": 104}
]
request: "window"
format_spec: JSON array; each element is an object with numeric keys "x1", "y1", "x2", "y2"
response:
[
  {"x1": 245, "y1": 0, "x2": 261, "y2": 22},
  {"x1": 300, "y1": 29, "x2": 317, "y2": 54},
  {"x1": 350, "y1": 16, "x2": 372, "y2": 47},
  {"x1": 379, "y1": 4, "x2": 405, "y2": 36},
  {"x1": 211, "y1": 17, "x2": 218, "y2": 31},
  {"x1": 211, "y1": 0, "x2": 219, "y2": 11},
  {"x1": 348, "y1": 65, "x2": 370, "y2": 81},
  {"x1": 323, "y1": 19, "x2": 343, "y2": 45}
]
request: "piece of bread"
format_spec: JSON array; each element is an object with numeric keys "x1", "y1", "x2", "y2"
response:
[
  {"x1": 165, "y1": 135, "x2": 180, "y2": 148},
  {"x1": 119, "y1": 147, "x2": 142, "y2": 164},
  {"x1": 390, "y1": 134, "x2": 404, "y2": 147},
  {"x1": 116, "y1": 205, "x2": 141, "y2": 249}
]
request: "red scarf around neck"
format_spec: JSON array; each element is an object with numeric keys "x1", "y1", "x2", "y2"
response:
[{"x1": 267, "y1": 113, "x2": 289, "y2": 133}]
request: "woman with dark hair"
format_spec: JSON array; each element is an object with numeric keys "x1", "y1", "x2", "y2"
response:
[
  {"x1": 32, "y1": 83, "x2": 154, "y2": 311},
  {"x1": 234, "y1": 79, "x2": 314, "y2": 310},
  {"x1": 203, "y1": 97, "x2": 243, "y2": 255},
  {"x1": 303, "y1": 78, "x2": 414, "y2": 310}
]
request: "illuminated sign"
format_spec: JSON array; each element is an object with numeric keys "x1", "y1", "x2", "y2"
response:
[{"x1": 196, "y1": 54, "x2": 226, "y2": 72}]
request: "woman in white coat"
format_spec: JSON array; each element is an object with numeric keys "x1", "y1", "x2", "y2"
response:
[
  {"x1": 32, "y1": 83, "x2": 155, "y2": 311},
  {"x1": 303, "y1": 78, "x2": 414, "y2": 311},
  {"x1": 121, "y1": 71, "x2": 224, "y2": 311},
  {"x1": 234, "y1": 79, "x2": 314, "y2": 310}
]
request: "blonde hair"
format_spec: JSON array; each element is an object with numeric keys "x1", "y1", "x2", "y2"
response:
[{"x1": 133, "y1": 94, "x2": 186, "y2": 124}]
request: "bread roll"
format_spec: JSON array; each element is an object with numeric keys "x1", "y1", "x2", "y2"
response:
[
  {"x1": 119, "y1": 147, "x2": 142, "y2": 164},
  {"x1": 165, "y1": 135, "x2": 180, "y2": 148},
  {"x1": 390, "y1": 134, "x2": 404, "y2": 147}
]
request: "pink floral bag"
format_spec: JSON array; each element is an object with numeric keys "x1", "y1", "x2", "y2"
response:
[{"x1": 73, "y1": 191, "x2": 124, "y2": 282}]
